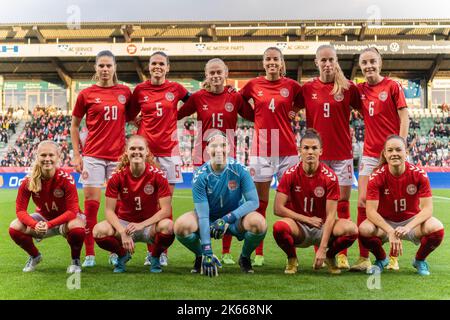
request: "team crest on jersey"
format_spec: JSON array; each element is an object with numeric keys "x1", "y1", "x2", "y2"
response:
[
  {"x1": 378, "y1": 91, "x2": 388, "y2": 101},
  {"x1": 384, "y1": 189, "x2": 390, "y2": 195},
  {"x1": 312, "y1": 93, "x2": 318, "y2": 100},
  {"x1": 165, "y1": 92, "x2": 175, "y2": 102},
  {"x1": 95, "y1": 98, "x2": 101, "y2": 104},
  {"x1": 295, "y1": 186, "x2": 301, "y2": 192},
  {"x1": 82, "y1": 171, "x2": 89, "y2": 180},
  {"x1": 123, "y1": 188, "x2": 128, "y2": 194},
  {"x1": 257, "y1": 91, "x2": 264, "y2": 97},
  {"x1": 118, "y1": 94, "x2": 126, "y2": 104},
  {"x1": 144, "y1": 96, "x2": 149, "y2": 102},
  {"x1": 314, "y1": 186, "x2": 325, "y2": 198},
  {"x1": 334, "y1": 93, "x2": 344, "y2": 102},
  {"x1": 53, "y1": 188, "x2": 64, "y2": 198},
  {"x1": 144, "y1": 183, "x2": 154, "y2": 195},
  {"x1": 225, "y1": 102, "x2": 234, "y2": 112},
  {"x1": 361, "y1": 94, "x2": 366, "y2": 100},
  {"x1": 202, "y1": 104, "x2": 208, "y2": 110},
  {"x1": 407, "y1": 184, "x2": 417, "y2": 195},
  {"x1": 228, "y1": 180, "x2": 237, "y2": 191},
  {"x1": 280, "y1": 88, "x2": 290, "y2": 98}
]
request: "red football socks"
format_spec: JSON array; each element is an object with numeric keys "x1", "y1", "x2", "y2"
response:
[
  {"x1": 326, "y1": 234, "x2": 357, "y2": 259},
  {"x1": 84, "y1": 200, "x2": 100, "y2": 256},
  {"x1": 357, "y1": 207, "x2": 370, "y2": 258},
  {"x1": 273, "y1": 221, "x2": 297, "y2": 258},
  {"x1": 337, "y1": 200, "x2": 350, "y2": 256},
  {"x1": 67, "y1": 227, "x2": 85, "y2": 260},
  {"x1": 9, "y1": 228, "x2": 40, "y2": 257},
  {"x1": 152, "y1": 232, "x2": 175, "y2": 258},
  {"x1": 416, "y1": 229, "x2": 444, "y2": 261},
  {"x1": 359, "y1": 236, "x2": 386, "y2": 260},
  {"x1": 222, "y1": 234, "x2": 232, "y2": 254},
  {"x1": 94, "y1": 236, "x2": 126, "y2": 257}
]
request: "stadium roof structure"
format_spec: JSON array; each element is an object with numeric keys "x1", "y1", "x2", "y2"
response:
[{"x1": 1, "y1": 19, "x2": 450, "y2": 84}]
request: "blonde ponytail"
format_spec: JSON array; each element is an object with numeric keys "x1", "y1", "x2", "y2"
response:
[{"x1": 331, "y1": 63, "x2": 350, "y2": 96}]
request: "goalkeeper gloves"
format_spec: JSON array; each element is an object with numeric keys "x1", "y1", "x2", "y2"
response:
[
  {"x1": 210, "y1": 212, "x2": 236, "y2": 239},
  {"x1": 201, "y1": 244, "x2": 222, "y2": 277}
]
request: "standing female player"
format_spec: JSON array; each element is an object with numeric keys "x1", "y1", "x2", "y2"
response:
[
  {"x1": 71, "y1": 50, "x2": 132, "y2": 267},
  {"x1": 360, "y1": 135, "x2": 444, "y2": 276},
  {"x1": 273, "y1": 129, "x2": 358, "y2": 274},
  {"x1": 350, "y1": 48, "x2": 410, "y2": 272},
  {"x1": 93, "y1": 135, "x2": 174, "y2": 273},
  {"x1": 177, "y1": 58, "x2": 254, "y2": 265},
  {"x1": 128, "y1": 51, "x2": 190, "y2": 267},
  {"x1": 240, "y1": 47, "x2": 303, "y2": 266},
  {"x1": 299, "y1": 45, "x2": 361, "y2": 269},
  {"x1": 9, "y1": 140, "x2": 85, "y2": 273}
]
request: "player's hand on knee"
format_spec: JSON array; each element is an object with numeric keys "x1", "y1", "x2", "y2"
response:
[
  {"x1": 121, "y1": 233, "x2": 135, "y2": 254},
  {"x1": 210, "y1": 218, "x2": 229, "y2": 239}
]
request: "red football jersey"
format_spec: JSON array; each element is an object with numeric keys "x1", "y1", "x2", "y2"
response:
[
  {"x1": 366, "y1": 162, "x2": 432, "y2": 222},
  {"x1": 72, "y1": 84, "x2": 132, "y2": 161},
  {"x1": 177, "y1": 89, "x2": 254, "y2": 165},
  {"x1": 357, "y1": 77, "x2": 407, "y2": 158},
  {"x1": 129, "y1": 80, "x2": 189, "y2": 157},
  {"x1": 277, "y1": 162, "x2": 340, "y2": 220},
  {"x1": 300, "y1": 78, "x2": 361, "y2": 160},
  {"x1": 105, "y1": 163, "x2": 172, "y2": 223},
  {"x1": 16, "y1": 168, "x2": 80, "y2": 227},
  {"x1": 240, "y1": 77, "x2": 302, "y2": 157}
]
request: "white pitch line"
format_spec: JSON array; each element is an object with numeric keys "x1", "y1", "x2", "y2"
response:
[{"x1": 434, "y1": 196, "x2": 450, "y2": 201}]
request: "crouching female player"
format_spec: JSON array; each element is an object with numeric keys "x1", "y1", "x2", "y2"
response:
[
  {"x1": 360, "y1": 135, "x2": 444, "y2": 276},
  {"x1": 174, "y1": 132, "x2": 267, "y2": 276},
  {"x1": 9, "y1": 140, "x2": 85, "y2": 273},
  {"x1": 93, "y1": 135, "x2": 174, "y2": 273},
  {"x1": 273, "y1": 129, "x2": 358, "y2": 275}
]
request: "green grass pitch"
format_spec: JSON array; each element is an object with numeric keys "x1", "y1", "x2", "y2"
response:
[{"x1": 0, "y1": 188, "x2": 449, "y2": 300}]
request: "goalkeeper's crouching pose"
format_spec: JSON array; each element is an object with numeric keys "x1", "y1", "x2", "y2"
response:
[{"x1": 174, "y1": 132, "x2": 267, "y2": 276}]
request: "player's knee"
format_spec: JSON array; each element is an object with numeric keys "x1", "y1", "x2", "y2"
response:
[
  {"x1": 9, "y1": 219, "x2": 24, "y2": 231},
  {"x1": 344, "y1": 221, "x2": 359, "y2": 236},
  {"x1": 92, "y1": 222, "x2": 108, "y2": 238},
  {"x1": 424, "y1": 217, "x2": 444, "y2": 234},
  {"x1": 247, "y1": 212, "x2": 267, "y2": 233},
  {"x1": 157, "y1": 218, "x2": 174, "y2": 234},
  {"x1": 358, "y1": 220, "x2": 375, "y2": 237},
  {"x1": 174, "y1": 216, "x2": 191, "y2": 236},
  {"x1": 68, "y1": 217, "x2": 85, "y2": 230}
]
